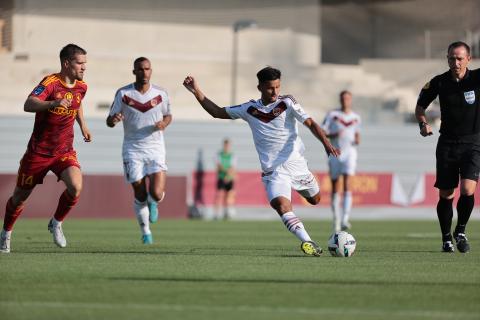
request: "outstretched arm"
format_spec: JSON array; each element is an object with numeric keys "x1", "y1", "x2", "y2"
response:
[
  {"x1": 415, "y1": 104, "x2": 433, "y2": 137},
  {"x1": 183, "y1": 76, "x2": 231, "y2": 119},
  {"x1": 304, "y1": 118, "x2": 340, "y2": 157}
]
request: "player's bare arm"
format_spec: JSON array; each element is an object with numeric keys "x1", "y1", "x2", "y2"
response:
[
  {"x1": 326, "y1": 131, "x2": 341, "y2": 139},
  {"x1": 304, "y1": 118, "x2": 340, "y2": 157},
  {"x1": 414, "y1": 104, "x2": 433, "y2": 137},
  {"x1": 183, "y1": 76, "x2": 231, "y2": 119},
  {"x1": 76, "y1": 104, "x2": 92, "y2": 142},
  {"x1": 155, "y1": 114, "x2": 172, "y2": 131},
  {"x1": 24, "y1": 96, "x2": 71, "y2": 113},
  {"x1": 106, "y1": 112, "x2": 124, "y2": 128},
  {"x1": 354, "y1": 132, "x2": 360, "y2": 145}
]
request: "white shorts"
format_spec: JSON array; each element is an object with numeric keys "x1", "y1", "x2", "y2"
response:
[
  {"x1": 328, "y1": 149, "x2": 357, "y2": 180},
  {"x1": 261, "y1": 157, "x2": 320, "y2": 202},
  {"x1": 123, "y1": 157, "x2": 168, "y2": 183}
]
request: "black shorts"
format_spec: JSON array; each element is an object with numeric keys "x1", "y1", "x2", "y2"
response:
[
  {"x1": 217, "y1": 179, "x2": 234, "y2": 191},
  {"x1": 435, "y1": 138, "x2": 480, "y2": 189}
]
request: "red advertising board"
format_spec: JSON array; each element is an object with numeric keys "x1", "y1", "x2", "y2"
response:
[
  {"x1": 0, "y1": 174, "x2": 187, "y2": 218},
  {"x1": 413, "y1": 173, "x2": 480, "y2": 206},
  {"x1": 191, "y1": 171, "x2": 394, "y2": 206}
]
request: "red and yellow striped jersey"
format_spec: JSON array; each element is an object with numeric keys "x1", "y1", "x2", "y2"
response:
[{"x1": 27, "y1": 73, "x2": 88, "y2": 156}]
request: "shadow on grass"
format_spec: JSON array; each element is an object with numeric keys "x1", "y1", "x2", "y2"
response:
[
  {"x1": 108, "y1": 276, "x2": 479, "y2": 287},
  {"x1": 14, "y1": 246, "x2": 446, "y2": 256}
]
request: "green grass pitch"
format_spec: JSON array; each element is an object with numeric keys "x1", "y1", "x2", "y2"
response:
[{"x1": 1, "y1": 219, "x2": 479, "y2": 320}]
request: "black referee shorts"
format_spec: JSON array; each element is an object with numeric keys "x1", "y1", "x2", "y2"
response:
[{"x1": 435, "y1": 138, "x2": 480, "y2": 189}]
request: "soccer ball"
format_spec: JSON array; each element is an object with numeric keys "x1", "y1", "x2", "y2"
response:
[{"x1": 328, "y1": 231, "x2": 356, "y2": 257}]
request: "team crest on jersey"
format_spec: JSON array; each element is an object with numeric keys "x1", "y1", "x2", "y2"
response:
[
  {"x1": 33, "y1": 85, "x2": 45, "y2": 96},
  {"x1": 150, "y1": 98, "x2": 159, "y2": 107},
  {"x1": 464, "y1": 91, "x2": 475, "y2": 104},
  {"x1": 273, "y1": 106, "x2": 283, "y2": 116},
  {"x1": 247, "y1": 102, "x2": 287, "y2": 123},
  {"x1": 65, "y1": 92, "x2": 73, "y2": 101}
]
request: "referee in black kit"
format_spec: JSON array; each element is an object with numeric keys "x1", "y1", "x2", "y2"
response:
[{"x1": 415, "y1": 41, "x2": 479, "y2": 253}]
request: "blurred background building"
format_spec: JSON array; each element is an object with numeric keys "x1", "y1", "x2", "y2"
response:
[{"x1": 0, "y1": 0, "x2": 479, "y2": 210}]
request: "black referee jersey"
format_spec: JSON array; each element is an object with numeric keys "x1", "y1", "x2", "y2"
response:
[{"x1": 418, "y1": 68, "x2": 480, "y2": 140}]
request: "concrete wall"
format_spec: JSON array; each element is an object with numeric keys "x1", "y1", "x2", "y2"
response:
[{"x1": 322, "y1": 0, "x2": 480, "y2": 64}]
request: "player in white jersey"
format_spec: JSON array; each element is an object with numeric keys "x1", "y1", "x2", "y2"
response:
[
  {"x1": 183, "y1": 67, "x2": 339, "y2": 256},
  {"x1": 322, "y1": 90, "x2": 361, "y2": 232},
  {"x1": 106, "y1": 57, "x2": 172, "y2": 244}
]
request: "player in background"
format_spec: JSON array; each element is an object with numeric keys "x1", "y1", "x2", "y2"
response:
[
  {"x1": 183, "y1": 67, "x2": 339, "y2": 256},
  {"x1": 214, "y1": 138, "x2": 236, "y2": 220},
  {"x1": 0, "y1": 44, "x2": 92, "y2": 253},
  {"x1": 416, "y1": 41, "x2": 479, "y2": 253},
  {"x1": 322, "y1": 90, "x2": 361, "y2": 233},
  {"x1": 106, "y1": 57, "x2": 172, "y2": 245}
]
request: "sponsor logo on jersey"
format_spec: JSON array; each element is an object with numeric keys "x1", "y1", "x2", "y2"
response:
[
  {"x1": 33, "y1": 85, "x2": 45, "y2": 96},
  {"x1": 464, "y1": 91, "x2": 475, "y2": 104},
  {"x1": 48, "y1": 106, "x2": 78, "y2": 118}
]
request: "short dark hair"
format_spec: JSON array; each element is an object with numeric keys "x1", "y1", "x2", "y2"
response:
[
  {"x1": 340, "y1": 90, "x2": 352, "y2": 98},
  {"x1": 133, "y1": 57, "x2": 150, "y2": 68},
  {"x1": 59, "y1": 44, "x2": 86, "y2": 62},
  {"x1": 447, "y1": 41, "x2": 471, "y2": 55},
  {"x1": 256, "y1": 66, "x2": 281, "y2": 83}
]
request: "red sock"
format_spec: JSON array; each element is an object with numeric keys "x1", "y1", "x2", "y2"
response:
[
  {"x1": 53, "y1": 190, "x2": 79, "y2": 222},
  {"x1": 3, "y1": 197, "x2": 25, "y2": 231}
]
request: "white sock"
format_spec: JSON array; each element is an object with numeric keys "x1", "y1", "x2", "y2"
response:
[
  {"x1": 213, "y1": 206, "x2": 222, "y2": 219},
  {"x1": 224, "y1": 206, "x2": 236, "y2": 219},
  {"x1": 331, "y1": 193, "x2": 341, "y2": 232},
  {"x1": 281, "y1": 212, "x2": 312, "y2": 242},
  {"x1": 342, "y1": 191, "x2": 352, "y2": 226},
  {"x1": 2, "y1": 229, "x2": 12, "y2": 237},
  {"x1": 134, "y1": 199, "x2": 151, "y2": 235},
  {"x1": 52, "y1": 217, "x2": 62, "y2": 226}
]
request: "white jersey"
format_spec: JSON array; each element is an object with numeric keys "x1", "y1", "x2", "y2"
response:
[
  {"x1": 110, "y1": 83, "x2": 171, "y2": 160},
  {"x1": 322, "y1": 109, "x2": 361, "y2": 157},
  {"x1": 225, "y1": 95, "x2": 310, "y2": 172}
]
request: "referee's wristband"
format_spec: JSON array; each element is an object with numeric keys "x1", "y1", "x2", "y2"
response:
[{"x1": 419, "y1": 121, "x2": 428, "y2": 129}]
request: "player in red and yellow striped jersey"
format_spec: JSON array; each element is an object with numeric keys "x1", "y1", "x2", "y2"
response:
[{"x1": 0, "y1": 44, "x2": 92, "y2": 253}]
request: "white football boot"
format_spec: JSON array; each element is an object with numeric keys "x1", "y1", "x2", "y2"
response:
[
  {"x1": 0, "y1": 229, "x2": 11, "y2": 253},
  {"x1": 48, "y1": 219, "x2": 67, "y2": 248}
]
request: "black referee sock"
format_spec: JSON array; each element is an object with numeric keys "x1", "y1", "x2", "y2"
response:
[
  {"x1": 455, "y1": 194, "x2": 474, "y2": 235},
  {"x1": 436, "y1": 197, "x2": 454, "y2": 242}
]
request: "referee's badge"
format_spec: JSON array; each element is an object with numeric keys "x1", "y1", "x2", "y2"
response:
[{"x1": 464, "y1": 91, "x2": 475, "y2": 104}]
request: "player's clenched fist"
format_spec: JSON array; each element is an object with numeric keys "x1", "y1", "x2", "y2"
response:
[
  {"x1": 183, "y1": 76, "x2": 198, "y2": 94},
  {"x1": 112, "y1": 113, "x2": 124, "y2": 125}
]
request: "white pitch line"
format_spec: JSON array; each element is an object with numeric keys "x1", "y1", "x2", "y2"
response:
[
  {"x1": 406, "y1": 233, "x2": 439, "y2": 238},
  {"x1": 0, "y1": 301, "x2": 478, "y2": 319}
]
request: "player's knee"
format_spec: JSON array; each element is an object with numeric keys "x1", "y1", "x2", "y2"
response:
[
  {"x1": 150, "y1": 189, "x2": 165, "y2": 202},
  {"x1": 460, "y1": 187, "x2": 475, "y2": 196},
  {"x1": 439, "y1": 189, "x2": 455, "y2": 199},
  {"x1": 270, "y1": 197, "x2": 292, "y2": 214},
  {"x1": 12, "y1": 187, "x2": 32, "y2": 205},
  {"x1": 306, "y1": 193, "x2": 321, "y2": 205},
  {"x1": 67, "y1": 183, "x2": 82, "y2": 198}
]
